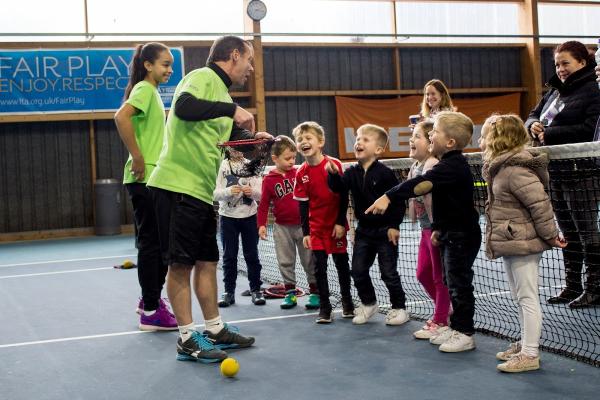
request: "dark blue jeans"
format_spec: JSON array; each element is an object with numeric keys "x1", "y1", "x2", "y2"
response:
[
  {"x1": 220, "y1": 215, "x2": 263, "y2": 293},
  {"x1": 126, "y1": 183, "x2": 166, "y2": 311},
  {"x1": 352, "y1": 229, "x2": 406, "y2": 309},
  {"x1": 438, "y1": 229, "x2": 481, "y2": 335}
]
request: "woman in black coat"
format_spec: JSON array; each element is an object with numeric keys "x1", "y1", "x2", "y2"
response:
[{"x1": 525, "y1": 41, "x2": 600, "y2": 308}]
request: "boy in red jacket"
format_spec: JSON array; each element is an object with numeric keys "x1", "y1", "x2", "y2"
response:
[{"x1": 258, "y1": 135, "x2": 319, "y2": 309}]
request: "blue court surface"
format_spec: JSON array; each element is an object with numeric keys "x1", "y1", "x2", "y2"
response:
[{"x1": 0, "y1": 235, "x2": 597, "y2": 400}]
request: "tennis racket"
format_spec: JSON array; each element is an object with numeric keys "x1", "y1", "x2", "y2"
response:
[{"x1": 218, "y1": 138, "x2": 275, "y2": 177}]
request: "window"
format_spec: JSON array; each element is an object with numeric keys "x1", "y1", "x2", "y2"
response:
[
  {"x1": 538, "y1": 3, "x2": 600, "y2": 44},
  {"x1": 261, "y1": 0, "x2": 394, "y2": 43},
  {"x1": 395, "y1": 1, "x2": 520, "y2": 44},
  {"x1": 0, "y1": 0, "x2": 84, "y2": 42}
]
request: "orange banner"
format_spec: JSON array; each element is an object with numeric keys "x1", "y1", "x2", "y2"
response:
[{"x1": 335, "y1": 93, "x2": 521, "y2": 160}]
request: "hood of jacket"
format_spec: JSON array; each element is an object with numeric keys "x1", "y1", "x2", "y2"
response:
[
  {"x1": 484, "y1": 149, "x2": 549, "y2": 188},
  {"x1": 264, "y1": 167, "x2": 296, "y2": 181}
]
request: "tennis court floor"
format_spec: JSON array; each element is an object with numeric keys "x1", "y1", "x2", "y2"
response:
[{"x1": 0, "y1": 235, "x2": 597, "y2": 400}]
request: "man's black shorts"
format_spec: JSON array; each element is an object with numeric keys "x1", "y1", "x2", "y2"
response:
[{"x1": 150, "y1": 187, "x2": 219, "y2": 265}]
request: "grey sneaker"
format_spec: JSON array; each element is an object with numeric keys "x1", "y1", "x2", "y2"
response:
[
  {"x1": 204, "y1": 324, "x2": 255, "y2": 350},
  {"x1": 176, "y1": 331, "x2": 227, "y2": 364},
  {"x1": 251, "y1": 290, "x2": 266, "y2": 305},
  {"x1": 218, "y1": 293, "x2": 235, "y2": 308}
]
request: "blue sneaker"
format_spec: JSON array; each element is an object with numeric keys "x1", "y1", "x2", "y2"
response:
[
  {"x1": 204, "y1": 324, "x2": 255, "y2": 350},
  {"x1": 176, "y1": 331, "x2": 227, "y2": 364}
]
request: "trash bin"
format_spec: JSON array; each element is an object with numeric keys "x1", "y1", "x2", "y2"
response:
[{"x1": 94, "y1": 178, "x2": 122, "y2": 235}]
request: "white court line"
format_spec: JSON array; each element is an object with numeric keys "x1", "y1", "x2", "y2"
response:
[
  {"x1": 0, "y1": 312, "x2": 318, "y2": 349},
  {"x1": 0, "y1": 283, "x2": 567, "y2": 349},
  {"x1": 0, "y1": 267, "x2": 114, "y2": 279},
  {"x1": 0, "y1": 254, "x2": 137, "y2": 269}
]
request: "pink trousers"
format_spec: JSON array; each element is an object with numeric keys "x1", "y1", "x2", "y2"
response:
[{"x1": 416, "y1": 228, "x2": 451, "y2": 325}]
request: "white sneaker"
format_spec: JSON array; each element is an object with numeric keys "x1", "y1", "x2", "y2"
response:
[
  {"x1": 414, "y1": 320, "x2": 447, "y2": 340},
  {"x1": 429, "y1": 326, "x2": 453, "y2": 345},
  {"x1": 385, "y1": 308, "x2": 409, "y2": 326},
  {"x1": 352, "y1": 303, "x2": 378, "y2": 325},
  {"x1": 439, "y1": 330, "x2": 476, "y2": 353}
]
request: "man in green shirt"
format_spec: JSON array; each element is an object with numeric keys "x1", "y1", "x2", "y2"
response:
[{"x1": 148, "y1": 36, "x2": 272, "y2": 364}]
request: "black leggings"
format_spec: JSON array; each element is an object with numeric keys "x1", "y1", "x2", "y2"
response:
[{"x1": 126, "y1": 183, "x2": 167, "y2": 311}]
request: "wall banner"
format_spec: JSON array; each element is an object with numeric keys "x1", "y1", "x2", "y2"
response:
[
  {"x1": 335, "y1": 93, "x2": 521, "y2": 160},
  {"x1": 0, "y1": 48, "x2": 184, "y2": 114}
]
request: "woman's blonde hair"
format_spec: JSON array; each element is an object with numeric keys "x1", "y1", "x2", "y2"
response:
[
  {"x1": 482, "y1": 114, "x2": 531, "y2": 162},
  {"x1": 421, "y1": 79, "x2": 454, "y2": 118}
]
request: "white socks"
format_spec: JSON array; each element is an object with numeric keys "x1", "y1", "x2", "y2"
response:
[
  {"x1": 178, "y1": 317, "x2": 225, "y2": 340},
  {"x1": 205, "y1": 316, "x2": 225, "y2": 334},
  {"x1": 178, "y1": 322, "x2": 196, "y2": 342}
]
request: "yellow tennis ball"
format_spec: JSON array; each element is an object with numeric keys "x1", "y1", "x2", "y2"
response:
[
  {"x1": 122, "y1": 260, "x2": 134, "y2": 269},
  {"x1": 220, "y1": 357, "x2": 239, "y2": 377}
]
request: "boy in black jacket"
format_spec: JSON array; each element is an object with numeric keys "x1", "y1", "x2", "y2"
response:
[
  {"x1": 327, "y1": 124, "x2": 408, "y2": 326},
  {"x1": 367, "y1": 112, "x2": 481, "y2": 353}
]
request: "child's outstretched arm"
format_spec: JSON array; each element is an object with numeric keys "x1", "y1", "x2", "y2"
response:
[{"x1": 366, "y1": 161, "x2": 452, "y2": 215}]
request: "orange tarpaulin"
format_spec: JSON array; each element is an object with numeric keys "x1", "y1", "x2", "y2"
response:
[{"x1": 335, "y1": 93, "x2": 521, "y2": 160}]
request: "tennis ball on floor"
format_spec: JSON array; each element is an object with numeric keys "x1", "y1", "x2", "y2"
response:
[
  {"x1": 122, "y1": 260, "x2": 135, "y2": 269},
  {"x1": 220, "y1": 357, "x2": 239, "y2": 377}
]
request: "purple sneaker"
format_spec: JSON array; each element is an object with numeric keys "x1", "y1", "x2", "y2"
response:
[
  {"x1": 136, "y1": 298, "x2": 143, "y2": 315},
  {"x1": 136, "y1": 298, "x2": 171, "y2": 315},
  {"x1": 138, "y1": 299, "x2": 178, "y2": 331}
]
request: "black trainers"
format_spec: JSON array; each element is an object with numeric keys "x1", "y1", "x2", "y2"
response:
[
  {"x1": 176, "y1": 331, "x2": 227, "y2": 364},
  {"x1": 218, "y1": 292, "x2": 235, "y2": 308},
  {"x1": 341, "y1": 298, "x2": 355, "y2": 318},
  {"x1": 204, "y1": 324, "x2": 255, "y2": 350},
  {"x1": 316, "y1": 309, "x2": 332, "y2": 324},
  {"x1": 251, "y1": 290, "x2": 266, "y2": 305}
]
